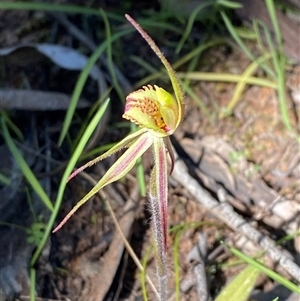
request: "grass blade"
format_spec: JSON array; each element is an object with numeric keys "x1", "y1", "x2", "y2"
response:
[
  {"x1": 221, "y1": 11, "x2": 275, "y2": 78},
  {"x1": 220, "y1": 52, "x2": 273, "y2": 118},
  {"x1": 228, "y1": 246, "x2": 300, "y2": 293},
  {"x1": 58, "y1": 29, "x2": 131, "y2": 145},
  {"x1": 215, "y1": 264, "x2": 260, "y2": 301},
  {"x1": 30, "y1": 97, "x2": 110, "y2": 264},
  {"x1": 175, "y1": 1, "x2": 213, "y2": 54},
  {"x1": 178, "y1": 71, "x2": 277, "y2": 88},
  {"x1": 100, "y1": 9, "x2": 125, "y2": 102},
  {"x1": 1, "y1": 114, "x2": 54, "y2": 212}
]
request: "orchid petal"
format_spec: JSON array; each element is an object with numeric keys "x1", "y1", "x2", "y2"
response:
[
  {"x1": 67, "y1": 128, "x2": 148, "y2": 181},
  {"x1": 53, "y1": 131, "x2": 153, "y2": 232}
]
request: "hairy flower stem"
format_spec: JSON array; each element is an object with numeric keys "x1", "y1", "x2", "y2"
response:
[{"x1": 149, "y1": 137, "x2": 169, "y2": 301}]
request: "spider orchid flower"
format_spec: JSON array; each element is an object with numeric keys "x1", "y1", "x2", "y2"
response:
[{"x1": 53, "y1": 14, "x2": 184, "y2": 300}]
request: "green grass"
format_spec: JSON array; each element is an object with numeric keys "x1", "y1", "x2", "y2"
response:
[
  {"x1": 0, "y1": 97, "x2": 110, "y2": 301},
  {"x1": 219, "y1": 2, "x2": 298, "y2": 138},
  {"x1": 1, "y1": 114, "x2": 54, "y2": 212},
  {"x1": 228, "y1": 246, "x2": 300, "y2": 294}
]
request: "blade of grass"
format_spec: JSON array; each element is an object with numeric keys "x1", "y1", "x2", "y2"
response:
[
  {"x1": 145, "y1": 9, "x2": 184, "y2": 21},
  {"x1": 221, "y1": 11, "x2": 256, "y2": 61},
  {"x1": 173, "y1": 39, "x2": 227, "y2": 70},
  {"x1": 181, "y1": 81, "x2": 213, "y2": 124},
  {"x1": 221, "y1": 11, "x2": 276, "y2": 78},
  {"x1": 216, "y1": 0, "x2": 243, "y2": 9},
  {"x1": 71, "y1": 87, "x2": 111, "y2": 152},
  {"x1": 100, "y1": 9, "x2": 125, "y2": 102},
  {"x1": 265, "y1": 0, "x2": 283, "y2": 49},
  {"x1": 130, "y1": 55, "x2": 159, "y2": 75},
  {"x1": 1, "y1": 1, "x2": 102, "y2": 14},
  {"x1": 0, "y1": 221, "x2": 27, "y2": 231},
  {"x1": 139, "y1": 19, "x2": 183, "y2": 35},
  {"x1": 182, "y1": 49, "x2": 200, "y2": 87},
  {"x1": 135, "y1": 39, "x2": 227, "y2": 89},
  {"x1": 253, "y1": 20, "x2": 270, "y2": 59},
  {"x1": 25, "y1": 187, "x2": 38, "y2": 222},
  {"x1": 220, "y1": 52, "x2": 273, "y2": 118},
  {"x1": 177, "y1": 72, "x2": 277, "y2": 88},
  {"x1": 228, "y1": 246, "x2": 300, "y2": 293},
  {"x1": 79, "y1": 142, "x2": 116, "y2": 161},
  {"x1": 0, "y1": 173, "x2": 11, "y2": 185},
  {"x1": 175, "y1": 1, "x2": 214, "y2": 54},
  {"x1": 58, "y1": 29, "x2": 131, "y2": 146},
  {"x1": 234, "y1": 27, "x2": 257, "y2": 40},
  {"x1": 276, "y1": 230, "x2": 300, "y2": 245},
  {"x1": 30, "y1": 97, "x2": 110, "y2": 265},
  {"x1": 134, "y1": 71, "x2": 165, "y2": 89},
  {"x1": 30, "y1": 268, "x2": 36, "y2": 301},
  {"x1": 215, "y1": 264, "x2": 260, "y2": 301},
  {"x1": 173, "y1": 229, "x2": 183, "y2": 301},
  {"x1": 174, "y1": 0, "x2": 240, "y2": 55},
  {"x1": 262, "y1": 18, "x2": 295, "y2": 135},
  {"x1": 141, "y1": 246, "x2": 152, "y2": 301},
  {"x1": 136, "y1": 156, "x2": 146, "y2": 197},
  {"x1": 1, "y1": 112, "x2": 24, "y2": 141},
  {"x1": 1, "y1": 115, "x2": 54, "y2": 212},
  {"x1": 1, "y1": 1, "x2": 121, "y2": 21}
]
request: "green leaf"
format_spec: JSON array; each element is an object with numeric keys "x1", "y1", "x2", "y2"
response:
[
  {"x1": 1, "y1": 115, "x2": 54, "y2": 212},
  {"x1": 215, "y1": 264, "x2": 260, "y2": 301},
  {"x1": 228, "y1": 246, "x2": 300, "y2": 293},
  {"x1": 30, "y1": 97, "x2": 110, "y2": 265},
  {"x1": 216, "y1": 0, "x2": 242, "y2": 9}
]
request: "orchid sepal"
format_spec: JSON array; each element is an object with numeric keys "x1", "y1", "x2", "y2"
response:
[
  {"x1": 150, "y1": 137, "x2": 169, "y2": 252},
  {"x1": 53, "y1": 131, "x2": 153, "y2": 233},
  {"x1": 125, "y1": 15, "x2": 185, "y2": 129},
  {"x1": 67, "y1": 127, "x2": 148, "y2": 182},
  {"x1": 149, "y1": 137, "x2": 169, "y2": 300}
]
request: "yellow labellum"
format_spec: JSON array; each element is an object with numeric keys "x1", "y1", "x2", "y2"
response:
[{"x1": 123, "y1": 85, "x2": 179, "y2": 137}]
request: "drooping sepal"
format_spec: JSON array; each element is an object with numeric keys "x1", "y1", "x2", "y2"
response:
[
  {"x1": 53, "y1": 131, "x2": 153, "y2": 233},
  {"x1": 150, "y1": 136, "x2": 169, "y2": 253},
  {"x1": 148, "y1": 135, "x2": 169, "y2": 301},
  {"x1": 67, "y1": 128, "x2": 148, "y2": 182}
]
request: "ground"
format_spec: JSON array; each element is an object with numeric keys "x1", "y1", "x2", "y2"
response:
[{"x1": 0, "y1": 1, "x2": 299, "y2": 301}]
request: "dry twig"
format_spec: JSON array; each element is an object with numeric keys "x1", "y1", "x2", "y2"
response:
[{"x1": 172, "y1": 150, "x2": 300, "y2": 281}]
